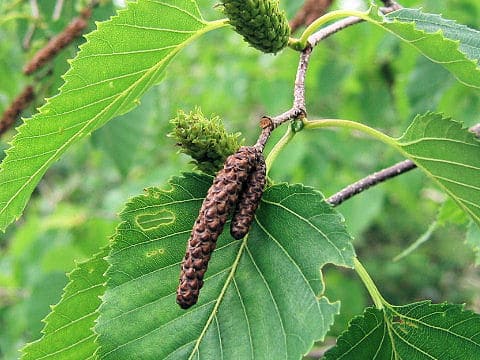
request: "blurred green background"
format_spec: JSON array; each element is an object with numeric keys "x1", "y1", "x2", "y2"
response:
[{"x1": 0, "y1": 0, "x2": 479, "y2": 358}]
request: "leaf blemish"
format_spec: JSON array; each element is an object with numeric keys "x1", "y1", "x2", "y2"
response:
[
  {"x1": 146, "y1": 248, "x2": 165, "y2": 258},
  {"x1": 136, "y1": 209, "x2": 175, "y2": 231}
]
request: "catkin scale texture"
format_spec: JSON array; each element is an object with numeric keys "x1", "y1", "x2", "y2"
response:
[
  {"x1": 177, "y1": 146, "x2": 257, "y2": 309},
  {"x1": 230, "y1": 152, "x2": 266, "y2": 240},
  {"x1": 222, "y1": 0, "x2": 290, "y2": 54}
]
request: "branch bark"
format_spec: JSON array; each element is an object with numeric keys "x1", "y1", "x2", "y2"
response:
[
  {"x1": 255, "y1": 3, "x2": 403, "y2": 146},
  {"x1": 326, "y1": 160, "x2": 416, "y2": 206}
]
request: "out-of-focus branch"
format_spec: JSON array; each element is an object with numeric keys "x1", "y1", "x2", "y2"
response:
[
  {"x1": 290, "y1": 0, "x2": 334, "y2": 33},
  {"x1": 23, "y1": 0, "x2": 40, "y2": 49},
  {"x1": 0, "y1": 86, "x2": 35, "y2": 136},
  {"x1": 52, "y1": 0, "x2": 65, "y2": 21},
  {"x1": 471, "y1": 123, "x2": 480, "y2": 137},
  {"x1": 23, "y1": 7, "x2": 93, "y2": 75}
]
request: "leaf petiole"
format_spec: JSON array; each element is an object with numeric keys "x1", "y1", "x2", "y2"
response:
[
  {"x1": 354, "y1": 257, "x2": 387, "y2": 310},
  {"x1": 297, "y1": 9, "x2": 371, "y2": 49},
  {"x1": 265, "y1": 125, "x2": 295, "y2": 174},
  {"x1": 303, "y1": 118, "x2": 398, "y2": 148}
]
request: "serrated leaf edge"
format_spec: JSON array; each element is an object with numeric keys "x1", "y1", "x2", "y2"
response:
[
  {"x1": 369, "y1": 6, "x2": 480, "y2": 89},
  {"x1": 0, "y1": 2, "x2": 227, "y2": 232},
  {"x1": 21, "y1": 248, "x2": 108, "y2": 359}
]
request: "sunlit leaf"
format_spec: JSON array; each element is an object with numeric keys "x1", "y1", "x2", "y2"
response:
[
  {"x1": 369, "y1": 7, "x2": 480, "y2": 88},
  {"x1": 0, "y1": 0, "x2": 225, "y2": 231}
]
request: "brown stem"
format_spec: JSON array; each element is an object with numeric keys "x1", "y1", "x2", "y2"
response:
[
  {"x1": 326, "y1": 122, "x2": 479, "y2": 206},
  {"x1": 308, "y1": 16, "x2": 363, "y2": 46},
  {"x1": 326, "y1": 160, "x2": 417, "y2": 206}
]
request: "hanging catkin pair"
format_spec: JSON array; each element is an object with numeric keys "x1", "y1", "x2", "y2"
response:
[
  {"x1": 230, "y1": 153, "x2": 266, "y2": 239},
  {"x1": 176, "y1": 146, "x2": 266, "y2": 309}
]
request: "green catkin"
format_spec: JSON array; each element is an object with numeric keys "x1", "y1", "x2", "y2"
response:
[
  {"x1": 169, "y1": 108, "x2": 242, "y2": 175},
  {"x1": 222, "y1": 0, "x2": 291, "y2": 54},
  {"x1": 177, "y1": 146, "x2": 257, "y2": 309}
]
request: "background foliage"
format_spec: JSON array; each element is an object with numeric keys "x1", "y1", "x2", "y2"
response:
[{"x1": 0, "y1": 0, "x2": 479, "y2": 358}]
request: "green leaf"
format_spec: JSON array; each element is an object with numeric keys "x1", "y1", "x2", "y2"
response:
[
  {"x1": 0, "y1": 0, "x2": 226, "y2": 232},
  {"x1": 21, "y1": 248, "x2": 108, "y2": 360},
  {"x1": 375, "y1": 7, "x2": 480, "y2": 88},
  {"x1": 396, "y1": 112, "x2": 480, "y2": 227},
  {"x1": 96, "y1": 173, "x2": 355, "y2": 359},
  {"x1": 324, "y1": 301, "x2": 480, "y2": 359}
]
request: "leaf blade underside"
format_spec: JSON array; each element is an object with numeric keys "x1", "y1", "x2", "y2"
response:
[
  {"x1": 0, "y1": 0, "x2": 219, "y2": 232},
  {"x1": 373, "y1": 7, "x2": 480, "y2": 88},
  {"x1": 396, "y1": 113, "x2": 480, "y2": 227}
]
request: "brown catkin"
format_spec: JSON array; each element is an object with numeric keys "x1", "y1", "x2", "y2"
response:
[
  {"x1": 0, "y1": 86, "x2": 35, "y2": 136},
  {"x1": 23, "y1": 10, "x2": 91, "y2": 75},
  {"x1": 230, "y1": 151, "x2": 266, "y2": 240},
  {"x1": 177, "y1": 146, "x2": 257, "y2": 309}
]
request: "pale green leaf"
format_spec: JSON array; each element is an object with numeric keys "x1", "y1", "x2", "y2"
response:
[
  {"x1": 325, "y1": 301, "x2": 480, "y2": 359},
  {"x1": 21, "y1": 248, "x2": 108, "y2": 360},
  {"x1": 91, "y1": 88, "x2": 155, "y2": 177},
  {"x1": 393, "y1": 219, "x2": 438, "y2": 262},
  {"x1": 96, "y1": 173, "x2": 355, "y2": 359},
  {"x1": 371, "y1": 7, "x2": 480, "y2": 88},
  {"x1": 396, "y1": 112, "x2": 480, "y2": 227},
  {"x1": 0, "y1": 0, "x2": 225, "y2": 231},
  {"x1": 393, "y1": 198, "x2": 470, "y2": 261}
]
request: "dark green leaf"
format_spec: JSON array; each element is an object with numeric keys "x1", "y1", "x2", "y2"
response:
[
  {"x1": 96, "y1": 173, "x2": 355, "y2": 359},
  {"x1": 325, "y1": 301, "x2": 480, "y2": 359}
]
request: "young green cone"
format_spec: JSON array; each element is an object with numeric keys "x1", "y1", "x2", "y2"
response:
[
  {"x1": 169, "y1": 108, "x2": 242, "y2": 175},
  {"x1": 222, "y1": 0, "x2": 291, "y2": 54}
]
